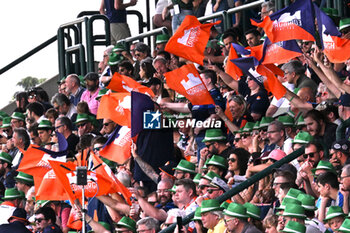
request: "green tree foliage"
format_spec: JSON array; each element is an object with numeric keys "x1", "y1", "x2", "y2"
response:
[{"x1": 16, "y1": 76, "x2": 46, "y2": 91}]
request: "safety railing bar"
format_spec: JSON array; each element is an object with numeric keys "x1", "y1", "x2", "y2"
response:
[
  {"x1": 59, "y1": 17, "x2": 88, "y2": 29},
  {"x1": 159, "y1": 146, "x2": 305, "y2": 233},
  {"x1": 117, "y1": 26, "x2": 168, "y2": 44},
  {"x1": 227, "y1": 0, "x2": 265, "y2": 15},
  {"x1": 0, "y1": 35, "x2": 57, "y2": 75}
]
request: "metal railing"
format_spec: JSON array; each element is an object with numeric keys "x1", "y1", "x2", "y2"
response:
[{"x1": 159, "y1": 146, "x2": 305, "y2": 233}]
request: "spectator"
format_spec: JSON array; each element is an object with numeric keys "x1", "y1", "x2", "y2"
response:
[
  {"x1": 37, "y1": 120, "x2": 54, "y2": 146},
  {"x1": 0, "y1": 208, "x2": 31, "y2": 233},
  {"x1": 0, "y1": 188, "x2": 23, "y2": 225},
  {"x1": 51, "y1": 93, "x2": 77, "y2": 120},
  {"x1": 200, "y1": 199, "x2": 225, "y2": 233},
  {"x1": 65, "y1": 74, "x2": 85, "y2": 106},
  {"x1": 245, "y1": 28, "x2": 262, "y2": 47},
  {"x1": 34, "y1": 206, "x2": 63, "y2": 233},
  {"x1": 0, "y1": 152, "x2": 16, "y2": 189},
  {"x1": 80, "y1": 72, "x2": 101, "y2": 115},
  {"x1": 14, "y1": 172, "x2": 33, "y2": 196},
  {"x1": 55, "y1": 116, "x2": 79, "y2": 158},
  {"x1": 10, "y1": 112, "x2": 26, "y2": 130},
  {"x1": 136, "y1": 217, "x2": 159, "y2": 233},
  {"x1": 99, "y1": 0, "x2": 137, "y2": 45},
  {"x1": 26, "y1": 102, "x2": 45, "y2": 124},
  {"x1": 11, "y1": 127, "x2": 30, "y2": 169},
  {"x1": 45, "y1": 108, "x2": 59, "y2": 126},
  {"x1": 15, "y1": 92, "x2": 29, "y2": 113}
]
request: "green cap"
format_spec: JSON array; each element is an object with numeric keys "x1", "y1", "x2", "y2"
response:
[
  {"x1": 1, "y1": 117, "x2": 11, "y2": 128},
  {"x1": 292, "y1": 131, "x2": 313, "y2": 144},
  {"x1": 202, "y1": 129, "x2": 226, "y2": 142},
  {"x1": 38, "y1": 119, "x2": 53, "y2": 129},
  {"x1": 15, "y1": 172, "x2": 34, "y2": 186},
  {"x1": 200, "y1": 199, "x2": 223, "y2": 214},
  {"x1": 243, "y1": 202, "x2": 261, "y2": 220},
  {"x1": 336, "y1": 218, "x2": 350, "y2": 232},
  {"x1": 169, "y1": 185, "x2": 176, "y2": 193},
  {"x1": 296, "y1": 193, "x2": 316, "y2": 211},
  {"x1": 156, "y1": 34, "x2": 170, "y2": 44},
  {"x1": 108, "y1": 53, "x2": 124, "y2": 66},
  {"x1": 242, "y1": 122, "x2": 254, "y2": 132},
  {"x1": 282, "y1": 204, "x2": 306, "y2": 219},
  {"x1": 193, "y1": 173, "x2": 201, "y2": 184},
  {"x1": 276, "y1": 198, "x2": 302, "y2": 211},
  {"x1": 324, "y1": 206, "x2": 345, "y2": 221},
  {"x1": 296, "y1": 115, "x2": 306, "y2": 126},
  {"x1": 192, "y1": 207, "x2": 202, "y2": 221},
  {"x1": 253, "y1": 121, "x2": 260, "y2": 130},
  {"x1": 339, "y1": 18, "x2": 350, "y2": 31},
  {"x1": 113, "y1": 42, "x2": 127, "y2": 52},
  {"x1": 220, "y1": 201, "x2": 230, "y2": 210},
  {"x1": 284, "y1": 188, "x2": 303, "y2": 200},
  {"x1": 75, "y1": 113, "x2": 90, "y2": 124},
  {"x1": 3, "y1": 188, "x2": 22, "y2": 200},
  {"x1": 116, "y1": 216, "x2": 136, "y2": 233},
  {"x1": 0, "y1": 152, "x2": 13, "y2": 164},
  {"x1": 278, "y1": 115, "x2": 294, "y2": 126},
  {"x1": 202, "y1": 171, "x2": 220, "y2": 182},
  {"x1": 223, "y1": 203, "x2": 248, "y2": 219},
  {"x1": 281, "y1": 220, "x2": 306, "y2": 233},
  {"x1": 0, "y1": 111, "x2": 9, "y2": 120},
  {"x1": 11, "y1": 112, "x2": 25, "y2": 122},
  {"x1": 311, "y1": 160, "x2": 336, "y2": 176},
  {"x1": 173, "y1": 159, "x2": 196, "y2": 174},
  {"x1": 207, "y1": 155, "x2": 227, "y2": 169},
  {"x1": 259, "y1": 117, "x2": 274, "y2": 128}
]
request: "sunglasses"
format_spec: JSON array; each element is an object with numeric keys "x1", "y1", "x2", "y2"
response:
[
  {"x1": 130, "y1": 196, "x2": 138, "y2": 202},
  {"x1": 227, "y1": 158, "x2": 236, "y2": 163},
  {"x1": 28, "y1": 95, "x2": 36, "y2": 99},
  {"x1": 198, "y1": 185, "x2": 209, "y2": 190},
  {"x1": 93, "y1": 146, "x2": 103, "y2": 152},
  {"x1": 103, "y1": 122, "x2": 113, "y2": 127},
  {"x1": 35, "y1": 218, "x2": 46, "y2": 223},
  {"x1": 234, "y1": 138, "x2": 241, "y2": 142},
  {"x1": 303, "y1": 152, "x2": 315, "y2": 159},
  {"x1": 241, "y1": 134, "x2": 250, "y2": 138},
  {"x1": 77, "y1": 122, "x2": 87, "y2": 128},
  {"x1": 205, "y1": 143, "x2": 214, "y2": 148},
  {"x1": 207, "y1": 188, "x2": 220, "y2": 194},
  {"x1": 55, "y1": 125, "x2": 64, "y2": 130}
]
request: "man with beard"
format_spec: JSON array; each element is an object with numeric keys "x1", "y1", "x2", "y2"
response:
[
  {"x1": 25, "y1": 102, "x2": 45, "y2": 125},
  {"x1": 330, "y1": 139, "x2": 350, "y2": 172},
  {"x1": 304, "y1": 109, "x2": 337, "y2": 150},
  {"x1": 80, "y1": 72, "x2": 101, "y2": 115},
  {"x1": 200, "y1": 129, "x2": 231, "y2": 159},
  {"x1": 65, "y1": 74, "x2": 85, "y2": 106},
  {"x1": 132, "y1": 179, "x2": 175, "y2": 222},
  {"x1": 298, "y1": 141, "x2": 325, "y2": 197}
]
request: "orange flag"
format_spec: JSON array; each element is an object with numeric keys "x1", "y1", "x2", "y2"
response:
[
  {"x1": 165, "y1": 15, "x2": 220, "y2": 65},
  {"x1": 67, "y1": 208, "x2": 83, "y2": 231},
  {"x1": 164, "y1": 63, "x2": 214, "y2": 105},
  {"x1": 91, "y1": 153, "x2": 132, "y2": 205},
  {"x1": 99, "y1": 125, "x2": 132, "y2": 164},
  {"x1": 225, "y1": 44, "x2": 243, "y2": 81},
  {"x1": 97, "y1": 92, "x2": 131, "y2": 127},
  {"x1": 35, "y1": 169, "x2": 71, "y2": 201},
  {"x1": 107, "y1": 72, "x2": 155, "y2": 97}
]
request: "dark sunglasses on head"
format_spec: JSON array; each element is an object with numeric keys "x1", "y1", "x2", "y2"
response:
[
  {"x1": 303, "y1": 152, "x2": 315, "y2": 159},
  {"x1": 227, "y1": 158, "x2": 236, "y2": 163}
]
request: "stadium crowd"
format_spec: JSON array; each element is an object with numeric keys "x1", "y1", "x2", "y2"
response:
[{"x1": 1, "y1": 0, "x2": 350, "y2": 233}]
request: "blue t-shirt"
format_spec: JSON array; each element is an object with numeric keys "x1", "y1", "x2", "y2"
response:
[{"x1": 104, "y1": 0, "x2": 127, "y2": 23}]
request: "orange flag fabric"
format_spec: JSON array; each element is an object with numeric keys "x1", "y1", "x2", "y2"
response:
[
  {"x1": 107, "y1": 72, "x2": 155, "y2": 97},
  {"x1": 97, "y1": 92, "x2": 131, "y2": 127},
  {"x1": 164, "y1": 63, "x2": 215, "y2": 105},
  {"x1": 99, "y1": 125, "x2": 132, "y2": 164},
  {"x1": 225, "y1": 44, "x2": 243, "y2": 81},
  {"x1": 165, "y1": 15, "x2": 220, "y2": 65}
]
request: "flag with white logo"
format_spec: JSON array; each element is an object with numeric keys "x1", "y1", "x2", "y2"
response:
[{"x1": 165, "y1": 15, "x2": 220, "y2": 65}]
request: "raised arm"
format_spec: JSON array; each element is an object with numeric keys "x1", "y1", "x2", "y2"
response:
[
  {"x1": 115, "y1": 0, "x2": 137, "y2": 10},
  {"x1": 206, "y1": 64, "x2": 239, "y2": 92}
]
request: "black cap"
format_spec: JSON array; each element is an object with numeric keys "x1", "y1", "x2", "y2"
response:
[
  {"x1": 332, "y1": 139, "x2": 350, "y2": 154},
  {"x1": 84, "y1": 72, "x2": 99, "y2": 81}
]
